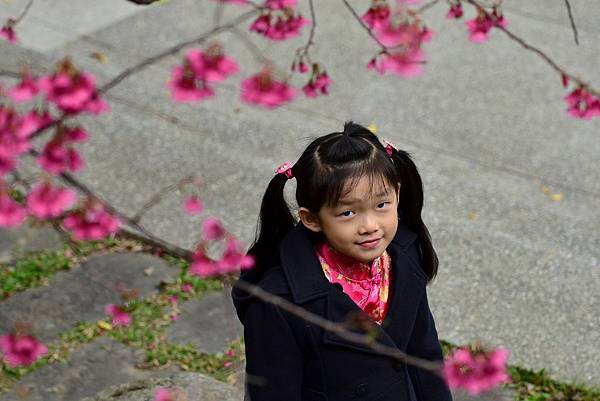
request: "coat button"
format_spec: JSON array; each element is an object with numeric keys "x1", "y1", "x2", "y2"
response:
[{"x1": 354, "y1": 383, "x2": 368, "y2": 397}]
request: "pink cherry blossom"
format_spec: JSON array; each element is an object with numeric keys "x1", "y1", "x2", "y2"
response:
[
  {"x1": 202, "y1": 216, "x2": 226, "y2": 240},
  {"x1": 17, "y1": 109, "x2": 54, "y2": 139},
  {"x1": 37, "y1": 138, "x2": 84, "y2": 175},
  {"x1": 302, "y1": 71, "x2": 333, "y2": 98},
  {"x1": 26, "y1": 181, "x2": 77, "y2": 219},
  {"x1": 265, "y1": 0, "x2": 297, "y2": 10},
  {"x1": 167, "y1": 65, "x2": 214, "y2": 103},
  {"x1": 0, "y1": 150, "x2": 17, "y2": 177},
  {"x1": 8, "y1": 73, "x2": 40, "y2": 103},
  {"x1": 0, "y1": 107, "x2": 33, "y2": 157},
  {"x1": 250, "y1": 11, "x2": 309, "y2": 41},
  {"x1": 186, "y1": 45, "x2": 239, "y2": 83},
  {"x1": 446, "y1": 3, "x2": 463, "y2": 19},
  {"x1": 154, "y1": 387, "x2": 186, "y2": 401},
  {"x1": 181, "y1": 283, "x2": 193, "y2": 293},
  {"x1": 0, "y1": 187, "x2": 27, "y2": 228},
  {"x1": 564, "y1": 88, "x2": 600, "y2": 120},
  {"x1": 374, "y1": 16, "x2": 432, "y2": 49},
  {"x1": 0, "y1": 333, "x2": 48, "y2": 368},
  {"x1": 298, "y1": 61, "x2": 309, "y2": 73},
  {"x1": 217, "y1": 238, "x2": 255, "y2": 273},
  {"x1": 444, "y1": 346, "x2": 510, "y2": 395},
  {"x1": 183, "y1": 195, "x2": 204, "y2": 215},
  {"x1": 168, "y1": 295, "x2": 178, "y2": 305},
  {"x1": 0, "y1": 21, "x2": 17, "y2": 44},
  {"x1": 170, "y1": 313, "x2": 179, "y2": 322},
  {"x1": 368, "y1": 49, "x2": 426, "y2": 78},
  {"x1": 189, "y1": 250, "x2": 220, "y2": 278},
  {"x1": 361, "y1": 4, "x2": 391, "y2": 30},
  {"x1": 38, "y1": 64, "x2": 107, "y2": 115},
  {"x1": 105, "y1": 304, "x2": 131, "y2": 327},
  {"x1": 241, "y1": 68, "x2": 297, "y2": 108},
  {"x1": 62, "y1": 200, "x2": 121, "y2": 241}
]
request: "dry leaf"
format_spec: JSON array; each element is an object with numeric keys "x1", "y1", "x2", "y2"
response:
[
  {"x1": 541, "y1": 186, "x2": 551, "y2": 194},
  {"x1": 468, "y1": 212, "x2": 478, "y2": 220},
  {"x1": 549, "y1": 193, "x2": 564, "y2": 201},
  {"x1": 90, "y1": 52, "x2": 108, "y2": 64}
]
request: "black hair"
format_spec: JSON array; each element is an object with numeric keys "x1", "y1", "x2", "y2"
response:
[{"x1": 248, "y1": 121, "x2": 438, "y2": 283}]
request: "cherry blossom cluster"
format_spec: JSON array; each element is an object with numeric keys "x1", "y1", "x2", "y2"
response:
[
  {"x1": 249, "y1": 0, "x2": 309, "y2": 41},
  {"x1": 0, "y1": 19, "x2": 17, "y2": 43},
  {"x1": 443, "y1": 344, "x2": 510, "y2": 395},
  {"x1": 363, "y1": 1, "x2": 434, "y2": 79},
  {"x1": 0, "y1": 58, "x2": 120, "y2": 238},
  {"x1": 444, "y1": 1, "x2": 507, "y2": 42},
  {"x1": 0, "y1": 332, "x2": 48, "y2": 368},
  {"x1": 563, "y1": 85, "x2": 600, "y2": 120}
]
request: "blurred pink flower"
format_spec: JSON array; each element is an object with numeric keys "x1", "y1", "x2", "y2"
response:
[
  {"x1": 105, "y1": 304, "x2": 131, "y2": 327},
  {"x1": 0, "y1": 150, "x2": 17, "y2": 177},
  {"x1": 217, "y1": 237, "x2": 255, "y2": 273},
  {"x1": 302, "y1": 71, "x2": 332, "y2": 98},
  {"x1": 368, "y1": 49, "x2": 426, "y2": 78},
  {"x1": 0, "y1": 107, "x2": 33, "y2": 157},
  {"x1": 0, "y1": 333, "x2": 47, "y2": 368},
  {"x1": 26, "y1": 181, "x2": 77, "y2": 219},
  {"x1": 0, "y1": 23, "x2": 16, "y2": 44},
  {"x1": 444, "y1": 346, "x2": 510, "y2": 395},
  {"x1": 183, "y1": 195, "x2": 204, "y2": 215},
  {"x1": 181, "y1": 283, "x2": 193, "y2": 293},
  {"x1": 154, "y1": 387, "x2": 186, "y2": 401},
  {"x1": 167, "y1": 65, "x2": 214, "y2": 103},
  {"x1": 250, "y1": 11, "x2": 308, "y2": 41},
  {"x1": 37, "y1": 138, "x2": 84, "y2": 175},
  {"x1": 38, "y1": 66, "x2": 107, "y2": 115},
  {"x1": 189, "y1": 250, "x2": 219, "y2": 278},
  {"x1": 374, "y1": 16, "x2": 433, "y2": 48},
  {"x1": 17, "y1": 109, "x2": 54, "y2": 139},
  {"x1": 8, "y1": 73, "x2": 40, "y2": 103},
  {"x1": 446, "y1": 3, "x2": 463, "y2": 19},
  {"x1": 202, "y1": 217, "x2": 226, "y2": 240},
  {"x1": 168, "y1": 295, "x2": 178, "y2": 305},
  {"x1": 186, "y1": 46, "x2": 239, "y2": 83},
  {"x1": 241, "y1": 68, "x2": 297, "y2": 108},
  {"x1": 361, "y1": 4, "x2": 390, "y2": 30},
  {"x1": 564, "y1": 87, "x2": 600, "y2": 120},
  {"x1": 62, "y1": 200, "x2": 121, "y2": 240},
  {"x1": 0, "y1": 189, "x2": 27, "y2": 228}
]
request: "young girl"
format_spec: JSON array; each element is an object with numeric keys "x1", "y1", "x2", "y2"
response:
[{"x1": 232, "y1": 122, "x2": 452, "y2": 401}]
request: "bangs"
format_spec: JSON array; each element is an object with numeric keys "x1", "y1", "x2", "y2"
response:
[{"x1": 318, "y1": 152, "x2": 399, "y2": 208}]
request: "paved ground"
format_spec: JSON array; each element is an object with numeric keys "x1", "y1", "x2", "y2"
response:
[{"x1": 1, "y1": 0, "x2": 599, "y2": 394}]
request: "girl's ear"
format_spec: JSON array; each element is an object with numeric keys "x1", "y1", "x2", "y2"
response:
[{"x1": 298, "y1": 207, "x2": 323, "y2": 233}]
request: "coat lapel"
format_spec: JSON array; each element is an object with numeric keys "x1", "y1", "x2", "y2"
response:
[{"x1": 279, "y1": 222, "x2": 426, "y2": 355}]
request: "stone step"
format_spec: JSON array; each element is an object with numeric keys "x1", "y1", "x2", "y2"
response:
[
  {"x1": 0, "y1": 224, "x2": 64, "y2": 264},
  {"x1": 166, "y1": 288, "x2": 243, "y2": 355},
  {"x1": 0, "y1": 252, "x2": 178, "y2": 344},
  {"x1": 0, "y1": 336, "x2": 181, "y2": 401}
]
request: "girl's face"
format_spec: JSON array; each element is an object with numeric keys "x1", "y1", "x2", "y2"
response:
[{"x1": 299, "y1": 175, "x2": 400, "y2": 264}]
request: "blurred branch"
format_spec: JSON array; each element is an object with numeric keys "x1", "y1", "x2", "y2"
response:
[
  {"x1": 563, "y1": 0, "x2": 579, "y2": 46},
  {"x1": 340, "y1": 0, "x2": 388, "y2": 50},
  {"x1": 15, "y1": 0, "x2": 35, "y2": 23}
]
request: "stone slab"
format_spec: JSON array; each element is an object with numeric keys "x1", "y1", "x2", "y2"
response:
[
  {"x1": 81, "y1": 371, "x2": 242, "y2": 401},
  {"x1": 0, "y1": 224, "x2": 64, "y2": 263},
  {"x1": 0, "y1": 252, "x2": 178, "y2": 343},
  {"x1": 0, "y1": 336, "x2": 180, "y2": 401},
  {"x1": 167, "y1": 289, "x2": 243, "y2": 354}
]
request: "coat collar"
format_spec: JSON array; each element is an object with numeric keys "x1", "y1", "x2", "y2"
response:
[
  {"x1": 279, "y1": 222, "x2": 427, "y2": 352},
  {"x1": 279, "y1": 222, "x2": 420, "y2": 305}
]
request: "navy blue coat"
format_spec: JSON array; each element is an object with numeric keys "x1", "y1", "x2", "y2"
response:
[{"x1": 232, "y1": 222, "x2": 452, "y2": 401}]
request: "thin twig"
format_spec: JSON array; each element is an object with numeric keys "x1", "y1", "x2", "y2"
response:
[
  {"x1": 131, "y1": 175, "x2": 199, "y2": 224},
  {"x1": 340, "y1": 0, "x2": 388, "y2": 50},
  {"x1": 98, "y1": 9, "x2": 258, "y2": 94},
  {"x1": 415, "y1": 0, "x2": 442, "y2": 14},
  {"x1": 213, "y1": 0, "x2": 225, "y2": 30},
  {"x1": 464, "y1": 0, "x2": 599, "y2": 97},
  {"x1": 0, "y1": 70, "x2": 21, "y2": 79},
  {"x1": 563, "y1": 0, "x2": 579, "y2": 46},
  {"x1": 15, "y1": 0, "x2": 35, "y2": 23},
  {"x1": 232, "y1": 279, "x2": 444, "y2": 375},
  {"x1": 306, "y1": 0, "x2": 317, "y2": 49}
]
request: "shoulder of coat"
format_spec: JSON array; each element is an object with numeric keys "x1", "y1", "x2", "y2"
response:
[{"x1": 258, "y1": 265, "x2": 292, "y2": 296}]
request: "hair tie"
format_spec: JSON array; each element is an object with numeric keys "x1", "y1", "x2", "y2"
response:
[
  {"x1": 383, "y1": 139, "x2": 398, "y2": 156},
  {"x1": 275, "y1": 162, "x2": 294, "y2": 179}
]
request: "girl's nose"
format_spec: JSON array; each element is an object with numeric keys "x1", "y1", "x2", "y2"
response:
[{"x1": 359, "y1": 214, "x2": 379, "y2": 234}]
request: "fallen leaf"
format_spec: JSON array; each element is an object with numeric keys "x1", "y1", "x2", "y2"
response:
[
  {"x1": 90, "y1": 52, "x2": 108, "y2": 64},
  {"x1": 549, "y1": 193, "x2": 564, "y2": 201},
  {"x1": 468, "y1": 212, "x2": 478, "y2": 220}
]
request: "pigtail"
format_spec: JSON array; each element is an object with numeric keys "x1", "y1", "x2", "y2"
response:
[
  {"x1": 390, "y1": 149, "x2": 439, "y2": 282},
  {"x1": 247, "y1": 172, "x2": 296, "y2": 276}
]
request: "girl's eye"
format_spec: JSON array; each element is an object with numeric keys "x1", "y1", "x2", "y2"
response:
[
  {"x1": 339, "y1": 210, "x2": 354, "y2": 217},
  {"x1": 377, "y1": 202, "x2": 391, "y2": 209}
]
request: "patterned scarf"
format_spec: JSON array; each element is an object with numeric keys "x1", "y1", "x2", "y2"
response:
[{"x1": 314, "y1": 242, "x2": 391, "y2": 325}]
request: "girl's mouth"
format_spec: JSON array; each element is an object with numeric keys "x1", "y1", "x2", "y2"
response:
[{"x1": 358, "y1": 238, "x2": 381, "y2": 248}]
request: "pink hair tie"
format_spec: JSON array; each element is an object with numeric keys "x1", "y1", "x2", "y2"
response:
[
  {"x1": 275, "y1": 162, "x2": 294, "y2": 179},
  {"x1": 383, "y1": 139, "x2": 398, "y2": 156}
]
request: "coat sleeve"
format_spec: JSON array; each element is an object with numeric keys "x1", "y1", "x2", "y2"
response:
[
  {"x1": 243, "y1": 299, "x2": 304, "y2": 401},
  {"x1": 406, "y1": 290, "x2": 453, "y2": 401}
]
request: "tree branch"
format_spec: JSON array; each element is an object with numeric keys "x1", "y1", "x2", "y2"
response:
[
  {"x1": 563, "y1": 0, "x2": 579, "y2": 46},
  {"x1": 340, "y1": 0, "x2": 389, "y2": 51}
]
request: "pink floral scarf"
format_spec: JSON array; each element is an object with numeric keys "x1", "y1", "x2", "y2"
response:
[{"x1": 314, "y1": 242, "x2": 391, "y2": 325}]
